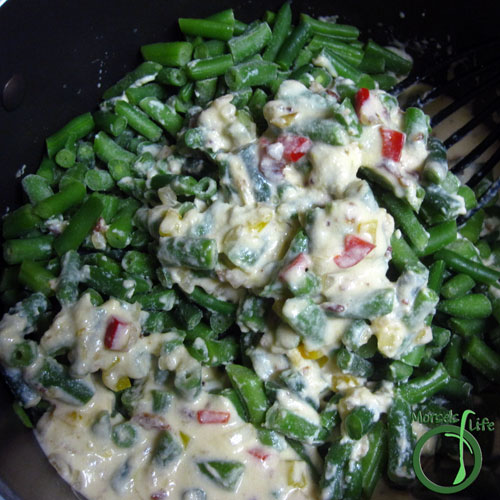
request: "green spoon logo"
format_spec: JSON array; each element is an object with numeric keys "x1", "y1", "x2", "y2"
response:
[{"x1": 413, "y1": 410, "x2": 483, "y2": 494}]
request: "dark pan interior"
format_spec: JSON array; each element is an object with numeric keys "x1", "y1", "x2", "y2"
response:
[{"x1": 1, "y1": 0, "x2": 500, "y2": 498}]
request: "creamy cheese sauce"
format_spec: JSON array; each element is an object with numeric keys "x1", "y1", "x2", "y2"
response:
[{"x1": 0, "y1": 76, "x2": 439, "y2": 500}]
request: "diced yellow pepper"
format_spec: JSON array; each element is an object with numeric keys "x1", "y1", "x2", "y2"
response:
[
  {"x1": 298, "y1": 343, "x2": 323, "y2": 360},
  {"x1": 357, "y1": 220, "x2": 378, "y2": 243},
  {"x1": 331, "y1": 373, "x2": 363, "y2": 392},
  {"x1": 180, "y1": 431, "x2": 191, "y2": 448},
  {"x1": 115, "y1": 376, "x2": 132, "y2": 392},
  {"x1": 317, "y1": 356, "x2": 329, "y2": 368},
  {"x1": 286, "y1": 460, "x2": 308, "y2": 489},
  {"x1": 270, "y1": 113, "x2": 298, "y2": 128}
]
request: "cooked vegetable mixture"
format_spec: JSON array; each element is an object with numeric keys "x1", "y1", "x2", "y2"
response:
[{"x1": 2, "y1": 4, "x2": 500, "y2": 500}]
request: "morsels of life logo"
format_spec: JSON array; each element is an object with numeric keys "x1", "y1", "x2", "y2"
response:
[{"x1": 412, "y1": 409, "x2": 490, "y2": 494}]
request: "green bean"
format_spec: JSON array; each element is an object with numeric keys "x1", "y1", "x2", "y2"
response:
[
  {"x1": 2, "y1": 205, "x2": 41, "y2": 238},
  {"x1": 36, "y1": 157, "x2": 60, "y2": 186},
  {"x1": 138, "y1": 97, "x2": 183, "y2": 137},
  {"x1": 387, "y1": 394, "x2": 415, "y2": 485},
  {"x1": 14, "y1": 292, "x2": 48, "y2": 328},
  {"x1": 439, "y1": 377, "x2": 473, "y2": 401},
  {"x1": 325, "y1": 288, "x2": 395, "y2": 320},
  {"x1": 226, "y1": 364, "x2": 268, "y2": 426},
  {"x1": 219, "y1": 388, "x2": 249, "y2": 422},
  {"x1": 224, "y1": 59, "x2": 278, "y2": 91},
  {"x1": 423, "y1": 137, "x2": 448, "y2": 184},
  {"x1": 9, "y1": 340, "x2": 38, "y2": 368},
  {"x1": 448, "y1": 317, "x2": 486, "y2": 338},
  {"x1": 345, "y1": 405, "x2": 376, "y2": 439},
  {"x1": 438, "y1": 294, "x2": 492, "y2": 319},
  {"x1": 102, "y1": 61, "x2": 163, "y2": 100},
  {"x1": 22, "y1": 175, "x2": 54, "y2": 204},
  {"x1": 365, "y1": 40, "x2": 412, "y2": 74},
  {"x1": 93, "y1": 110, "x2": 127, "y2": 138},
  {"x1": 179, "y1": 18, "x2": 234, "y2": 41},
  {"x1": 197, "y1": 460, "x2": 244, "y2": 491},
  {"x1": 194, "y1": 77, "x2": 218, "y2": 106},
  {"x1": 317, "y1": 49, "x2": 366, "y2": 86},
  {"x1": 106, "y1": 199, "x2": 140, "y2": 249},
  {"x1": 84, "y1": 168, "x2": 115, "y2": 192},
  {"x1": 56, "y1": 250, "x2": 81, "y2": 306},
  {"x1": 457, "y1": 184, "x2": 477, "y2": 211},
  {"x1": 228, "y1": 22, "x2": 272, "y2": 63},
  {"x1": 3, "y1": 235, "x2": 54, "y2": 265},
  {"x1": 19, "y1": 260, "x2": 55, "y2": 295},
  {"x1": 262, "y1": 2, "x2": 292, "y2": 62},
  {"x1": 33, "y1": 180, "x2": 86, "y2": 220},
  {"x1": 54, "y1": 195, "x2": 103, "y2": 255},
  {"x1": 293, "y1": 118, "x2": 348, "y2": 146},
  {"x1": 188, "y1": 337, "x2": 239, "y2": 366},
  {"x1": 320, "y1": 440, "x2": 352, "y2": 500},
  {"x1": 265, "y1": 401, "x2": 325, "y2": 443},
  {"x1": 282, "y1": 297, "x2": 326, "y2": 344},
  {"x1": 358, "y1": 51, "x2": 385, "y2": 73},
  {"x1": 141, "y1": 41, "x2": 193, "y2": 67},
  {"x1": 186, "y1": 54, "x2": 233, "y2": 81},
  {"x1": 463, "y1": 336, "x2": 500, "y2": 382},
  {"x1": 174, "y1": 361, "x2": 202, "y2": 400},
  {"x1": 335, "y1": 348, "x2": 374, "y2": 377},
  {"x1": 125, "y1": 83, "x2": 167, "y2": 105},
  {"x1": 112, "y1": 422, "x2": 137, "y2": 448},
  {"x1": 427, "y1": 260, "x2": 446, "y2": 294},
  {"x1": 460, "y1": 209, "x2": 484, "y2": 243},
  {"x1": 46, "y1": 113, "x2": 95, "y2": 158},
  {"x1": 93, "y1": 131, "x2": 136, "y2": 166},
  {"x1": 275, "y1": 22, "x2": 311, "y2": 71},
  {"x1": 35, "y1": 357, "x2": 94, "y2": 405},
  {"x1": 114, "y1": 100, "x2": 162, "y2": 141},
  {"x1": 400, "y1": 362, "x2": 450, "y2": 404},
  {"x1": 158, "y1": 237, "x2": 218, "y2": 271},
  {"x1": 378, "y1": 191, "x2": 429, "y2": 251},
  {"x1": 389, "y1": 232, "x2": 419, "y2": 272},
  {"x1": 300, "y1": 14, "x2": 359, "y2": 40},
  {"x1": 441, "y1": 273, "x2": 476, "y2": 299},
  {"x1": 263, "y1": 10, "x2": 275, "y2": 25},
  {"x1": 143, "y1": 311, "x2": 178, "y2": 334},
  {"x1": 308, "y1": 36, "x2": 363, "y2": 67},
  {"x1": 387, "y1": 360, "x2": 413, "y2": 382},
  {"x1": 152, "y1": 430, "x2": 182, "y2": 466},
  {"x1": 360, "y1": 421, "x2": 387, "y2": 499},
  {"x1": 416, "y1": 220, "x2": 457, "y2": 257},
  {"x1": 134, "y1": 288, "x2": 176, "y2": 312}
]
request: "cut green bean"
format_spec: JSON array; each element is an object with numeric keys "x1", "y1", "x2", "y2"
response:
[
  {"x1": 93, "y1": 131, "x2": 136, "y2": 165},
  {"x1": 33, "y1": 181, "x2": 86, "y2": 219},
  {"x1": 463, "y1": 336, "x2": 500, "y2": 383},
  {"x1": 300, "y1": 14, "x2": 359, "y2": 40},
  {"x1": 114, "y1": 100, "x2": 162, "y2": 141},
  {"x1": 438, "y1": 294, "x2": 492, "y2": 319},
  {"x1": 275, "y1": 22, "x2": 311, "y2": 71},
  {"x1": 138, "y1": 97, "x2": 183, "y2": 137},
  {"x1": 229, "y1": 22, "x2": 272, "y2": 63},
  {"x1": 179, "y1": 18, "x2": 234, "y2": 41},
  {"x1": 141, "y1": 41, "x2": 193, "y2": 67},
  {"x1": 3, "y1": 235, "x2": 54, "y2": 265},
  {"x1": 262, "y1": 2, "x2": 292, "y2": 62},
  {"x1": 46, "y1": 113, "x2": 95, "y2": 158},
  {"x1": 54, "y1": 195, "x2": 104, "y2": 256},
  {"x1": 365, "y1": 40, "x2": 412, "y2": 74}
]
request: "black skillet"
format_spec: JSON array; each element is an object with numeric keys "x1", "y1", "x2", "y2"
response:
[{"x1": 1, "y1": 0, "x2": 500, "y2": 498}]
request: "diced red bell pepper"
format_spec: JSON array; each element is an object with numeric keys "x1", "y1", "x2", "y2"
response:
[
  {"x1": 197, "y1": 410, "x2": 231, "y2": 424},
  {"x1": 248, "y1": 448, "x2": 270, "y2": 461},
  {"x1": 104, "y1": 317, "x2": 130, "y2": 351},
  {"x1": 334, "y1": 235, "x2": 376, "y2": 268},
  {"x1": 380, "y1": 127, "x2": 405, "y2": 162},
  {"x1": 279, "y1": 252, "x2": 311, "y2": 281},
  {"x1": 277, "y1": 135, "x2": 312, "y2": 163},
  {"x1": 355, "y1": 88, "x2": 371, "y2": 115}
]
